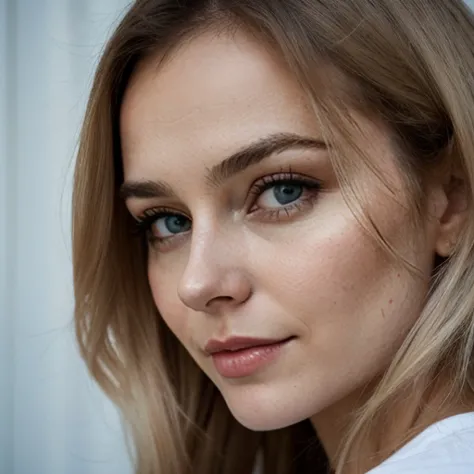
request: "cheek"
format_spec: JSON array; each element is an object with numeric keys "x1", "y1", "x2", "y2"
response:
[
  {"x1": 147, "y1": 260, "x2": 188, "y2": 340},
  {"x1": 254, "y1": 212, "x2": 429, "y2": 373},
  {"x1": 255, "y1": 211, "x2": 388, "y2": 312}
]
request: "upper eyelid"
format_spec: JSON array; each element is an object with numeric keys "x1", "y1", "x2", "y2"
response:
[
  {"x1": 135, "y1": 174, "x2": 321, "y2": 246},
  {"x1": 249, "y1": 172, "x2": 321, "y2": 193},
  {"x1": 136, "y1": 208, "x2": 189, "y2": 222},
  {"x1": 131, "y1": 170, "x2": 319, "y2": 218},
  {"x1": 255, "y1": 171, "x2": 318, "y2": 185}
]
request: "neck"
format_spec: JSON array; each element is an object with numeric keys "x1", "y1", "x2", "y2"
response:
[{"x1": 310, "y1": 374, "x2": 473, "y2": 473}]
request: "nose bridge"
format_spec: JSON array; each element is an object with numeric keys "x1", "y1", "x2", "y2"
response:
[
  {"x1": 177, "y1": 221, "x2": 251, "y2": 312},
  {"x1": 189, "y1": 224, "x2": 224, "y2": 271}
]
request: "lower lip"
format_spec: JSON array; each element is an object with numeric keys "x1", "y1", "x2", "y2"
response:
[{"x1": 211, "y1": 338, "x2": 292, "y2": 378}]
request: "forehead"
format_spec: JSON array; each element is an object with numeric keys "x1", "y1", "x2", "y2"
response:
[{"x1": 119, "y1": 29, "x2": 320, "y2": 179}]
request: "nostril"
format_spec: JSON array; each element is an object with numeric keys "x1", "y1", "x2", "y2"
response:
[
  {"x1": 206, "y1": 295, "x2": 233, "y2": 305},
  {"x1": 178, "y1": 266, "x2": 252, "y2": 312},
  {"x1": 205, "y1": 295, "x2": 236, "y2": 310}
]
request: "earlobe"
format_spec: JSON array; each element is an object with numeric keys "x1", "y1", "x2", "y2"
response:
[
  {"x1": 434, "y1": 173, "x2": 470, "y2": 258},
  {"x1": 435, "y1": 239, "x2": 456, "y2": 258}
]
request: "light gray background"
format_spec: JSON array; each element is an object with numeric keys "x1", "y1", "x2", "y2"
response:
[{"x1": 0, "y1": 2, "x2": 132, "y2": 473}]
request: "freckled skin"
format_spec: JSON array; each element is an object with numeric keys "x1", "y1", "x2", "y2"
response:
[{"x1": 120, "y1": 30, "x2": 445, "y2": 435}]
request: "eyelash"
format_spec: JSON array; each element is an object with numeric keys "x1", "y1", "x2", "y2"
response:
[
  {"x1": 134, "y1": 170, "x2": 322, "y2": 249},
  {"x1": 247, "y1": 170, "x2": 321, "y2": 218}
]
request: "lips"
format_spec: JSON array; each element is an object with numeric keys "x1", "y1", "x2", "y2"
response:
[
  {"x1": 204, "y1": 336, "x2": 295, "y2": 378},
  {"x1": 204, "y1": 336, "x2": 292, "y2": 354}
]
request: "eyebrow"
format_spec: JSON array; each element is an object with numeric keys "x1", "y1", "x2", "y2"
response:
[{"x1": 120, "y1": 132, "x2": 327, "y2": 200}]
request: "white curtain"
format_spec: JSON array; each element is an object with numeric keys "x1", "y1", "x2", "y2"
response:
[
  {"x1": 1, "y1": 1, "x2": 474, "y2": 474},
  {"x1": 0, "y1": 1, "x2": 132, "y2": 473}
]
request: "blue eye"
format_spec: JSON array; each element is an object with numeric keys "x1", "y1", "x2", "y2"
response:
[
  {"x1": 133, "y1": 171, "x2": 322, "y2": 249},
  {"x1": 248, "y1": 172, "x2": 322, "y2": 219},
  {"x1": 258, "y1": 183, "x2": 304, "y2": 207},
  {"x1": 153, "y1": 214, "x2": 191, "y2": 237},
  {"x1": 135, "y1": 209, "x2": 192, "y2": 246}
]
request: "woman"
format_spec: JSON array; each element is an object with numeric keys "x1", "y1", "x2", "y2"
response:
[{"x1": 72, "y1": 0, "x2": 474, "y2": 473}]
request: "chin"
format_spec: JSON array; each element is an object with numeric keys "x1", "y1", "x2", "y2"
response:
[{"x1": 219, "y1": 384, "x2": 315, "y2": 432}]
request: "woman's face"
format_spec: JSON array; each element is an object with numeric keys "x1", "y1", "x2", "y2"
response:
[{"x1": 120, "y1": 30, "x2": 442, "y2": 431}]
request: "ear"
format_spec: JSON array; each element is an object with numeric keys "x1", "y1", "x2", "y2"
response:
[{"x1": 433, "y1": 170, "x2": 470, "y2": 258}]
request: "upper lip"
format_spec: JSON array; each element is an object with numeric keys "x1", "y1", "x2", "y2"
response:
[{"x1": 204, "y1": 336, "x2": 292, "y2": 354}]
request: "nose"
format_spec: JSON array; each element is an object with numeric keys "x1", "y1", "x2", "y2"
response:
[{"x1": 177, "y1": 232, "x2": 252, "y2": 313}]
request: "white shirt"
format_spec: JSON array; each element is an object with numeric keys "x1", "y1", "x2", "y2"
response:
[{"x1": 367, "y1": 412, "x2": 474, "y2": 473}]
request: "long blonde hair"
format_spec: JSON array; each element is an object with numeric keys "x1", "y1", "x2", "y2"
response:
[{"x1": 72, "y1": 1, "x2": 474, "y2": 473}]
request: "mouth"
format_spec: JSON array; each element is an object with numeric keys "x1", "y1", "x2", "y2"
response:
[{"x1": 205, "y1": 336, "x2": 295, "y2": 378}]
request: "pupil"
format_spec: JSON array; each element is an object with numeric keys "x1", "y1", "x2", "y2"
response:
[
  {"x1": 166, "y1": 215, "x2": 190, "y2": 233},
  {"x1": 273, "y1": 184, "x2": 302, "y2": 205}
]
